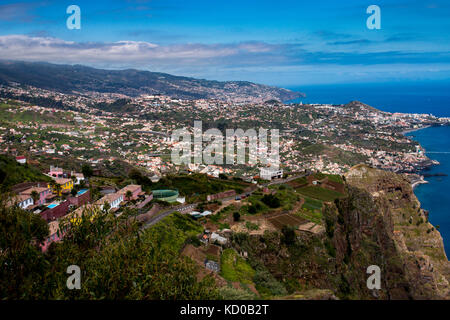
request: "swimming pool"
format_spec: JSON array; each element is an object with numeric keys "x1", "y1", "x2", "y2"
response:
[
  {"x1": 47, "y1": 203, "x2": 58, "y2": 209},
  {"x1": 77, "y1": 189, "x2": 88, "y2": 196}
]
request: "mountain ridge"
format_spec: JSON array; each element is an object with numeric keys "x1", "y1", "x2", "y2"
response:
[{"x1": 0, "y1": 60, "x2": 304, "y2": 103}]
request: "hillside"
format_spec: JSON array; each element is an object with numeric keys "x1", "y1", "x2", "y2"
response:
[
  {"x1": 0, "y1": 61, "x2": 303, "y2": 103},
  {"x1": 0, "y1": 155, "x2": 51, "y2": 191}
]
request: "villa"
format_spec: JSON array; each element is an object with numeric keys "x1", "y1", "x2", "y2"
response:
[
  {"x1": 117, "y1": 184, "x2": 143, "y2": 201},
  {"x1": 20, "y1": 187, "x2": 51, "y2": 206},
  {"x1": 48, "y1": 178, "x2": 73, "y2": 196},
  {"x1": 95, "y1": 193, "x2": 124, "y2": 210}
]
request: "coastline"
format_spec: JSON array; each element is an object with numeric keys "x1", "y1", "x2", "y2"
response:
[
  {"x1": 411, "y1": 177, "x2": 428, "y2": 189},
  {"x1": 404, "y1": 125, "x2": 450, "y2": 258},
  {"x1": 401, "y1": 125, "x2": 432, "y2": 135}
]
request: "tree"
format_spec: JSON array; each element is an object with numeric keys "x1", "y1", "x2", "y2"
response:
[
  {"x1": 261, "y1": 194, "x2": 280, "y2": 208},
  {"x1": 129, "y1": 168, "x2": 152, "y2": 186},
  {"x1": 281, "y1": 225, "x2": 296, "y2": 245},
  {"x1": 30, "y1": 190, "x2": 39, "y2": 205},
  {"x1": 81, "y1": 164, "x2": 93, "y2": 179},
  {"x1": 102, "y1": 201, "x2": 111, "y2": 213},
  {"x1": 233, "y1": 211, "x2": 240, "y2": 222},
  {"x1": 0, "y1": 194, "x2": 49, "y2": 298},
  {"x1": 219, "y1": 173, "x2": 228, "y2": 180},
  {"x1": 248, "y1": 205, "x2": 257, "y2": 214},
  {"x1": 125, "y1": 190, "x2": 133, "y2": 201},
  {"x1": 54, "y1": 183, "x2": 62, "y2": 197}
]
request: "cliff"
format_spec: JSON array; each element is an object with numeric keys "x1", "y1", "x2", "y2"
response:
[
  {"x1": 229, "y1": 165, "x2": 449, "y2": 299},
  {"x1": 341, "y1": 164, "x2": 450, "y2": 299}
]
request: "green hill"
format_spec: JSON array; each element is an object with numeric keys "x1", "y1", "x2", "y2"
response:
[{"x1": 0, "y1": 155, "x2": 51, "y2": 191}]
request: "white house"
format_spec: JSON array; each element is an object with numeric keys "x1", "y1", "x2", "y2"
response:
[
  {"x1": 210, "y1": 232, "x2": 227, "y2": 245},
  {"x1": 17, "y1": 194, "x2": 33, "y2": 209},
  {"x1": 260, "y1": 168, "x2": 283, "y2": 181},
  {"x1": 96, "y1": 193, "x2": 124, "y2": 210},
  {"x1": 16, "y1": 156, "x2": 26, "y2": 164}
]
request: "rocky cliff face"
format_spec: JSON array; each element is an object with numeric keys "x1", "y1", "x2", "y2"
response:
[
  {"x1": 230, "y1": 164, "x2": 449, "y2": 299},
  {"x1": 341, "y1": 164, "x2": 449, "y2": 299}
]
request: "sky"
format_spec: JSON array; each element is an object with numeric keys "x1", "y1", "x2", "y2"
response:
[{"x1": 0, "y1": 0, "x2": 449, "y2": 86}]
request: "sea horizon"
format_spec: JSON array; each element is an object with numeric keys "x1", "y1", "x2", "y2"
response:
[{"x1": 286, "y1": 81, "x2": 450, "y2": 117}]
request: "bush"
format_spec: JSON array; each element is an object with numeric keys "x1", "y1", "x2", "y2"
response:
[
  {"x1": 233, "y1": 212, "x2": 241, "y2": 222},
  {"x1": 253, "y1": 270, "x2": 287, "y2": 296},
  {"x1": 261, "y1": 194, "x2": 280, "y2": 208},
  {"x1": 281, "y1": 225, "x2": 296, "y2": 245}
]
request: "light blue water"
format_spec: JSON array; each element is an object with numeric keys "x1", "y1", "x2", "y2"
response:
[
  {"x1": 287, "y1": 81, "x2": 450, "y2": 257},
  {"x1": 77, "y1": 189, "x2": 88, "y2": 196},
  {"x1": 47, "y1": 203, "x2": 57, "y2": 209}
]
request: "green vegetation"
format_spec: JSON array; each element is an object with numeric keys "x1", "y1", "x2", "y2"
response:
[
  {"x1": 220, "y1": 249, "x2": 255, "y2": 284},
  {"x1": 0, "y1": 155, "x2": 52, "y2": 191},
  {"x1": 301, "y1": 197, "x2": 323, "y2": 211},
  {"x1": 261, "y1": 194, "x2": 280, "y2": 208},
  {"x1": 152, "y1": 173, "x2": 248, "y2": 202},
  {"x1": 245, "y1": 221, "x2": 259, "y2": 231},
  {"x1": 0, "y1": 197, "x2": 216, "y2": 299},
  {"x1": 326, "y1": 174, "x2": 344, "y2": 184},
  {"x1": 296, "y1": 186, "x2": 345, "y2": 202}
]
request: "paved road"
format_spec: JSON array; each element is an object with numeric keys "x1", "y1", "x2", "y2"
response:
[{"x1": 141, "y1": 173, "x2": 307, "y2": 230}]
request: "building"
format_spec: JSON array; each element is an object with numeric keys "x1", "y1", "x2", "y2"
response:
[
  {"x1": 17, "y1": 194, "x2": 33, "y2": 209},
  {"x1": 48, "y1": 178, "x2": 73, "y2": 196},
  {"x1": 67, "y1": 188, "x2": 91, "y2": 207},
  {"x1": 71, "y1": 172, "x2": 85, "y2": 185},
  {"x1": 117, "y1": 184, "x2": 143, "y2": 201},
  {"x1": 210, "y1": 232, "x2": 228, "y2": 245},
  {"x1": 41, "y1": 220, "x2": 63, "y2": 252},
  {"x1": 40, "y1": 200, "x2": 71, "y2": 222},
  {"x1": 48, "y1": 165, "x2": 64, "y2": 177},
  {"x1": 95, "y1": 193, "x2": 124, "y2": 210},
  {"x1": 20, "y1": 187, "x2": 51, "y2": 206},
  {"x1": 260, "y1": 168, "x2": 283, "y2": 181},
  {"x1": 16, "y1": 156, "x2": 26, "y2": 164}
]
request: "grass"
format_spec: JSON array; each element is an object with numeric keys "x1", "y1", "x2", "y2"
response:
[
  {"x1": 245, "y1": 221, "x2": 259, "y2": 231},
  {"x1": 296, "y1": 209, "x2": 323, "y2": 225},
  {"x1": 152, "y1": 173, "x2": 249, "y2": 202},
  {"x1": 325, "y1": 174, "x2": 344, "y2": 184},
  {"x1": 145, "y1": 212, "x2": 203, "y2": 253},
  {"x1": 301, "y1": 197, "x2": 323, "y2": 211},
  {"x1": 0, "y1": 154, "x2": 52, "y2": 190},
  {"x1": 220, "y1": 249, "x2": 255, "y2": 284},
  {"x1": 296, "y1": 186, "x2": 345, "y2": 202}
]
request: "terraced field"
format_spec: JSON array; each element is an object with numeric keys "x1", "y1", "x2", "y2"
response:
[{"x1": 267, "y1": 213, "x2": 307, "y2": 230}]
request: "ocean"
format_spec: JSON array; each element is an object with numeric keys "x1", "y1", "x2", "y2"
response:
[
  {"x1": 287, "y1": 82, "x2": 450, "y2": 117},
  {"x1": 287, "y1": 82, "x2": 450, "y2": 257},
  {"x1": 406, "y1": 126, "x2": 450, "y2": 257}
]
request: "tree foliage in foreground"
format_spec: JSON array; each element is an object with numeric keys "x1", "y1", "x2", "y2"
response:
[{"x1": 0, "y1": 196, "x2": 217, "y2": 300}]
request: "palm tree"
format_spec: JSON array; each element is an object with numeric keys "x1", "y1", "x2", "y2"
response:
[
  {"x1": 125, "y1": 190, "x2": 133, "y2": 201},
  {"x1": 30, "y1": 190, "x2": 39, "y2": 205},
  {"x1": 54, "y1": 183, "x2": 62, "y2": 197}
]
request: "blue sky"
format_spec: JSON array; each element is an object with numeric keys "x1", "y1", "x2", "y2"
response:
[{"x1": 0, "y1": 0, "x2": 449, "y2": 86}]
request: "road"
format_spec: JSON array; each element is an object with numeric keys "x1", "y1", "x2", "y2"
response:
[{"x1": 141, "y1": 173, "x2": 307, "y2": 230}]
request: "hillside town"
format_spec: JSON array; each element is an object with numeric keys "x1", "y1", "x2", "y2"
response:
[{"x1": 1, "y1": 85, "x2": 449, "y2": 180}]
